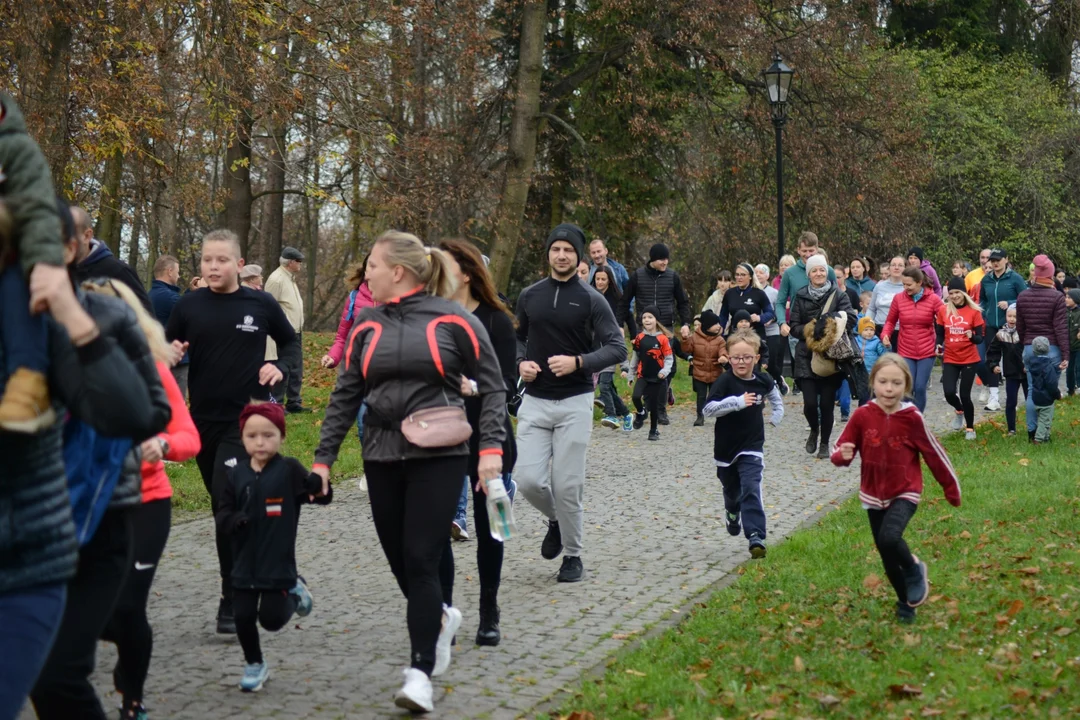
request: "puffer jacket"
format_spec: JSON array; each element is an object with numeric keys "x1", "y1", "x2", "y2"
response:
[
  {"x1": 619, "y1": 265, "x2": 692, "y2": 329},
  {"x1": 0, "y1": 288, "x2": 170, "y2": 595},
  {"x1": 788, "y1": 284, "x2": 854, "y2": 380},
  {"x1": 314, "y1": 289, "x2": 507, "y2": 467},
  {"x1": 327, "y1": 281, "x2": 376, "y2": 367},
  {"x1": 680, "y1": 329, "x2": 727, "y2": 384},
  {"x1": 1015, "y1": 284, "x2": 1070, "y2": 363},
  {"x1": 882, "y1": 290, "x2": 944, "y2": 360}
]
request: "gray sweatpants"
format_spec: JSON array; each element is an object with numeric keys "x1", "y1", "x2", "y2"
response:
[
  {"x1": 1035, "y1": 404, "x2": 1055, "y2": 442},
  {"x1": 514, "y1": 392, "x2": 593, "y2": 558}
]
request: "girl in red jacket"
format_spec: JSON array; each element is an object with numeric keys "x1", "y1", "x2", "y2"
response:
[
  {"x1": 936, "y1": 277, "x2": 986, "y2": 440},
  {"x1": 881, "y1": 267, "x2": 944, "y2": 413},
  {"x1": 831, "y1": 354, "x2": 961, "y2": 624}
]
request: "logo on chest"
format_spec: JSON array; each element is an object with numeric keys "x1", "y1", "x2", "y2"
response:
[
  {"x1": 266, "y1": 497, "x2": 283, "y2": 517},
  {"x1": 236, "y1": 314, "x2": 260, "y2": 333}
]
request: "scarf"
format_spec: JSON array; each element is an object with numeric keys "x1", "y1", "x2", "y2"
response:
[
  {"x1": 997, "y1": 324, "x2": 1019, "y2": 344},
  {"x1": 807, "y1": 279, "x2": 833, "y2": 301},
  {"x1": 1034, "y1": 277, "x2": 1054, "y2": 289}
]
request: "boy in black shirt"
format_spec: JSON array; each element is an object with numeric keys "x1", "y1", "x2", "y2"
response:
[
  {"x1": 703, "y1": 331, "x2": 784, "y2": 558},
  {"x1": 166, "y1": 229, "x2": 297, "y2": 633}
]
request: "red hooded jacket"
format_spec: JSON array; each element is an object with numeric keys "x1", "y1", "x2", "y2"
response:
[{"x1": 882, "y1": 290, "x2": 944, "y2": 360}]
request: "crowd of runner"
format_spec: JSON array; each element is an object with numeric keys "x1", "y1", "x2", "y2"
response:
[{"x1": 1, "y1": 90, "x2": 1077, "y2": 717}]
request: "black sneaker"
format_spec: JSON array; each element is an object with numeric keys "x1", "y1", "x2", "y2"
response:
[
  {"x1": 693, "y1": 414, "x2": 704, "y2": 427},
  {"x1": 905, "y1": 556, "x2": 929, "y2": 607},
  {"x1": 648, "y1": 431, "x2": 660, "y2": 441},
  {"x1": 725, "y1": 511, "x2": 741, "y2": 536},
  {"x1": 816, "y1": 438, "x2": 830, "y2": 460},
  {"x1": 557, "y1": 556, "x2": 584, "y2": 583},
  {"x1": 633, "y1": 411, "x2": 646, "y2": 430},
  {"x1": 216, "y1": 596, "x2": 236, "y2": 634},
  {"x1": 895, "y1": 601, "x2": 916, "y2": 624},
  {"x1": 658, "y1": 411, "x2": 670, "y2": 426},
  {"x1": 805, "y1": 430, "x2": 818, "y2": 455},
  {"x1": 748, "y1": 533, "x2": 766, "y2": 559},
  {"x1": 541, "y1": 520, "x2": 563, "y2": 560}
]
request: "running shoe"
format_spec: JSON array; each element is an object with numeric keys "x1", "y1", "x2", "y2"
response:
[
  {"x1": 905, "y1": 556, "x2": 929, "y2": 607},
  {"x1": 557, "y1": 556, "x2": 584, "y2": 583},
  {"x1": 216, "y1": 597, "x2": 236, "y2": 635},
  {"x1": 950, "y1": 412, "x2": 964, "y2": 431},
  {"x1": 985, "y1": 397, "x2": 1001, "y2": 411},
  {"x1": 633, "y1": 411, "x2": 646, "y2": 430},
  {"x1": 748, "y1": 533, "x2": 767, "y2": 559},
  {"x1": 239, "y1": 662, "x2": 269, "y2": 692},
  {"x1": 964, "y1": 429, "x2": 976, "y2": 441},
  {"x1": 978, "y1": 387, "x2": 989, "y2": 404},
  {"x1": 895, "y1": 601, "x2": 916, "y2": 624},
  {"x1": 648, "y1": 430, "x2": 660, "y2": 441},
  {"x1": 622, "y1": 414, "x2": 633, "y2": 432},
  {"x1": 593, "y1": 397, "x2": 605, "y2": 410},
  {"x1": 291, "y1": 576, "x2": 313, "y2": 617},
  {"x1": 393, "y1": 668, "x2": 434, "y2": 712},
  {"x1": 541, "y1": 520, "x2": 562, "y2": 560},
  {"x1": 725, "y1": 511, "x2": 741, "y2": 536},
  {"x1": 450, "y1": 520, "x2": 469, "y2": 542},
  {"x1": 431, "y1": 605, "x2": 462, "y2": 677},
  {"x1": 600, "y1": 415, "x2": 619, "y2": 429}
]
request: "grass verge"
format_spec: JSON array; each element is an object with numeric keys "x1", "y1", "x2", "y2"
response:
[{"x1": 548, "y1": 399, "x2": 1080, "y2": 719}]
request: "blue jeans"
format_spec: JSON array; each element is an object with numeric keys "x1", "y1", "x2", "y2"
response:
[
  {"x1": 0, "y1": 582, "x2": 66, "y2": 720},
  {"x1": 838, "y1": 380, "x2": 851, "y2": 417},
  {"x1": 717, "y1": 455, "x2": 766, "y2": 540},
  {"x1": 0, "y1": 265, "x2": 49, "y2": 378},
  {"x1": 1023, "y1": 344, "x2": 1062, "y2": 432},
  {"x1": 597, "y1": 371, "x2": 628, "y2": 417},
  {"x1": 904, "y1": 357, "x2": 935, "y2": 413},
  {"x1": 454, "y1": 476, "x2": 469, "y2": 532}
]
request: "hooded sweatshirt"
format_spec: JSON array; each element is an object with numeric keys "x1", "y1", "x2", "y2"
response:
[
  {"x1": 75, "y1": 237, "x2": 153, "y2": 311},
  {"x1": 0, "y1": 93, "x2": 63, "y2": 274}
]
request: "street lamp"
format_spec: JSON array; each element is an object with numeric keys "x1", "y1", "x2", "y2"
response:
[{"x1": 763, "y1": 51, "x2": 794, "y2": 268}]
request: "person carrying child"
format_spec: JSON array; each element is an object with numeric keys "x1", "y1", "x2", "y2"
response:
[
  {"x1": 1027, "y1": 336, "x2": 1062, "y2": 444},
  {"x1": 702, "y1": 330, "x2": 783, "y2": 559},
  {"x1": 215, "y1": 402, "x2": 332, "y2": 692},
  {"x1": 831, "y1": 354, "x2": 961, "y2": 624},
  {"x1": 680, "y1": 309, "x2": 728, "y2": 427},
  {"x1": 935, "y1": 277, "x2": 986, "y2": 440},
  {"x1": 986, "y1": 304, "x2": 1026, "y2": 435},
  {"x1": 0, "y1": 92, "x2": 63, "y2": 432},
  {"x1": 1066, "y1": 289, "x2": 1080, "y2": 396},
  {"x1": 623, "y1": 306, "x2": 673, "y2": 441}
]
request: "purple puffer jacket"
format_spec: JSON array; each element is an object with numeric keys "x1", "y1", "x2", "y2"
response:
[{"x1": 1016, "y1": 283, "x2": 1070, "y2": 363}]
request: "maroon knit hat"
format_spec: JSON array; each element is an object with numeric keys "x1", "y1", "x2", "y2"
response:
[{"x1": 239, "y1": 402, "x2": 286, "y2": 438}]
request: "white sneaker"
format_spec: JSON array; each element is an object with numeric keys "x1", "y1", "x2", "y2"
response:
[
  {"x1": 950, "y1": 412, "x2": 964, "y2": 431},
  {"x1": 393, "y1": 668, "x2": 434, "y2": 713},
  {"x1": 431, "y1": 605, "x2": 462, "y2": 677},
  {"x1": 965, "y1": 429, "x2": 977, "y2": 441},
  {"x1": 358, "y1": 474, "x2": 368, "y2": 492},
  {"x1": 978, "y1": 387, "x2": 989, "y2": 404},
  {"x1": 984, "y1": 398, "x2": 1001, "y2": 411}
]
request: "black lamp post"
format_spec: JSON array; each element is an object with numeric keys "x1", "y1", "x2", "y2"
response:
[{"x1": 763, "y1": 51, "x2": 794, "y2": 267}]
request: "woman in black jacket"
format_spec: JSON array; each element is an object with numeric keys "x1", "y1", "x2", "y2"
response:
[
  {"x1": 1, "y1": 201, "x2": 169, "y2": 720},
  {"x1": 719, "y1": 262, "x2": 776, "y2": 341},
  {"x1": 312, "y1": 231, "x2": 506, "y2": 714},
  {"x1": 788, "y1": 254, "x2": 854, "y2": 460}
]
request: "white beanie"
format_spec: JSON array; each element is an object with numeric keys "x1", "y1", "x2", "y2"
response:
[{"x1": 805, "y1": 254, "x2": 828, "y2": 274}]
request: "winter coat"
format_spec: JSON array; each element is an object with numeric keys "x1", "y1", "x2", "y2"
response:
[
  {"x1": 979, "y1": 269, "x2": 1027, "y2": 328},
  {"x1": 139, "y1": 361, "x2": 201, "y2": 504},
  {"x1": 831, "y1": 401, "x2": 961, "y2": 510},
  {"x1": 701, "y1": 289, "x2": 724, "y2": 316},
  {"x1": 719, "y1": 285, "x2": 775, "y2": 338},
  {"x1": 882, "y1": 290, "x2": 944, "y2": 360},
  {"x1": 216, "y1": 454, "x2": 332, "y2": 591},
  {"x1": 1068, "y1": 306, "x2": 1080, "y2": 351},
  {"x1": 775, "y1": 259, "x2": 837, "y2": 317},
  {"x1": 1015, "y1": 284, "x2": 1070, "y2": 363},
  {"x1": 680, "y1": 329, "x2": 727, "y2": 385},
  {"x1": 0, "y1": 288, "x2": 170, "y2": 596},
  {"x1": 629, "y1": 331, "x2": 674, "y2": 382},
  {"x1": 315, "y1": 290, "x2": 507, "y2": 467},
  {"x1": 788, "y1": 284, "x2": 854, "y2": 381},
  {"x1": 75, "y1": 238, "x2": 153, "y2": 311},
  {"x1": 619, "y1": 265, "x2": 692, "y2": 329},
  {"x1": 327, "y1": 282, "x2": 376, "y2": 367},
  {"x1": 919, "y1": 260, "x2": 942, "y2": 297},
  {"x1": 987, "y1": 325, "x2": 1025, "y2": 380},
  {"x1": 1028, "y1": 355, "x2": 1062, "y2": 407},
  {"x1": 856, "y1": 334, "x2": 886, "y2": 372},
  {"x1": 0, "y1": 92, "x2": 63, "y2": 274}
]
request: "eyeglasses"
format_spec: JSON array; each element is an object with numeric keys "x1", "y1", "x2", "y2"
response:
[{"x1": 730, "y1": 355, "x2": 756, "y2": 363}]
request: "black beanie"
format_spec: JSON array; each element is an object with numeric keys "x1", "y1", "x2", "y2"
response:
[
  {"x1": 649, "y1": 243, "x2": 670, "y2": 262},
  {"x1": 946, "y1": 276, "x2": 966, "y2": 293},
  {"x1": 641, "y1": 305, "x2": 661, "y2": 321},
  {"x1": 546, "y1": 224, "x2": 586, "y2": 263},
  {"x1": 732, "y1": 309, "x2": 753, "y2": 326},
  {"x1": 699, "y1": 309, "x2": 721, "y2": 331},
  {"x1": 908, "y1": 246, "x2": 924, "y2": 262}
]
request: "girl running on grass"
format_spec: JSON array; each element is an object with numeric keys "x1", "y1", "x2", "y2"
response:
[
  {"x1": 986, "y1": 304, "x2": 1026, "y2": 436},
  {"x1": 623, "y1": 306, "x2": 673, "y2": 441},
  {"x1": 830, "y1": 354, "x2": 961, "y2": 624},
  {"x1": 936, "y1": 277, "x2": 986, "y2": 440}
]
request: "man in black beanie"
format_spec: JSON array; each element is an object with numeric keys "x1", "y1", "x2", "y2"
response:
[{"x1": 618, "y1": 241, "x2": 692, "y2": 424}]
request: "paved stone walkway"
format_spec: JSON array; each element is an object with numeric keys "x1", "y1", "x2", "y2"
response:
[{"x1": 54, "y1": 373, "x2": 986, "y2": 719}]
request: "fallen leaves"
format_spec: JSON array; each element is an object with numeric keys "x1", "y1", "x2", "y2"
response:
[
  {"x1": 562, "y1": 712, "x2": 595, "y2": 720},
  {"x1": 624, "y1": 669, "x2": 647, "y2": 677},
  {"x1": 888, "y1": 683, "x2": 923, "y2": 699},
  {"x1": 863, "y1": 573, "x2": 884, "y2": 591},
  {"x1": 1054, "y1": 626, "x2": 1074, "y2": 637},
  {"x1": 793, "y1": 656, "x2": 806, "y2": 673},
  {"x1": 1018, "y1": 566, "x2": 1041, "y2": 575},
  {"x1": 1005, "y1": 599, "x2": 1024, "y2": 617},
  {"x1": 818, "y1": 694, "x2": 842, "y2": 708},
  {"x1": 1018, "y1": 458, "x2": 1030, "y2": 466}
]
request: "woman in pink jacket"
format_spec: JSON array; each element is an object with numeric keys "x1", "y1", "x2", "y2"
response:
[{"x1": 882, "y1": 267, "x2": 944, "y2": 412}]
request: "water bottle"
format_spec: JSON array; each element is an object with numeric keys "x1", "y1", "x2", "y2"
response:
[{"x1": 485, "y1": 475, "x2": 517, "y2": 542}]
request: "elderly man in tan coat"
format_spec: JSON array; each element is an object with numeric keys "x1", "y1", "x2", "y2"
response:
[{"x1": 264, "y1": 247, "x2": 310, "y2": 412}]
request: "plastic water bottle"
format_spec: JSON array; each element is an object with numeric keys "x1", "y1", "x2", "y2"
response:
[{"x1": 485, "y1": 475, "x2": 517, "y2": 542}]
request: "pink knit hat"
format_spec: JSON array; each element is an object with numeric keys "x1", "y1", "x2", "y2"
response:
[{"x1": 1032, "y1": 254, "x2": 1054, "y2": 279}]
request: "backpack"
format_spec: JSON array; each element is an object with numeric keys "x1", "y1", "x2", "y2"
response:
[{"x1": 63, "y1": 417, "x2": 133, "y2": 546}]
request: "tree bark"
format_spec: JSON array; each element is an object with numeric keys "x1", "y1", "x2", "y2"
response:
[
  {"x1": 96, "y1": 148, "x2": 125, "y2": 255},
  {"x1": 489, "y1": 0, "x2": 547, "y2": 293},
  {"x1": 128, "y1": 196, "x2": 144, "y2": 282},
  {"x1": 219, "y1": 106, "x2": 254, "y2": 256}
]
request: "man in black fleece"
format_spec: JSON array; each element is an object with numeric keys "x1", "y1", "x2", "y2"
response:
[{"x1": 515, "y1": 223, "x2": 627, "y2": 582}]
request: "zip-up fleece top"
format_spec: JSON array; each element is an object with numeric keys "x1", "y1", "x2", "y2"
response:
[
  {"x1": 979, "y1": 269, "x2": 1027, "y2": 327},
  {"x1": 831, "y1": 401, "x2": 961, "y2": 510},
  {"x1": 314, "y1": 289, "x2": 507, "y2": 466},
  {"x1": 516, "y1": 276, "x2": 627, "y2": 400}
]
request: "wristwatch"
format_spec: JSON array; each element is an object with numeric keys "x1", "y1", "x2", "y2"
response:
[{"x1": 158, "y1": 437, "x2": 170, "y2": 458}]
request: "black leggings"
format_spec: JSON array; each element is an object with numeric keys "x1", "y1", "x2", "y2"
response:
[
  {"x1": 1005, "y1": 376, "x2": 1028, "y2": 432},
  {"x1": 765, "y1": 335, "x2": 785, "y2": 387},
  {"x1": 31, "y1": 508, "x2": 134, "y2": 720},
  {"x1": 439, "y1": 472, "x2": 507, "y2": 607},
  {"x1": 195, "y1": 420, "x2": 247, "y2": 597},
  {"x1": 941, "y1": 362, "x2": 978, "y2": 429},
  {"x1": 366, "y1": 456, "x2": 468, "y2": 676},
  {"x1": 101, "y1": 499, "x2": 172, "y2": 705},
  {"x1": 799, "y1": 375, "x2": 843, "y2": 443},
  {"x1": 632, "y1": 378, "x2": 665, "y2": 432},
  {"x1": 692, "y1": 378, "x2": 712, "y2": 417},
  {"x1": 867, "y1": 500, "x2": 918, "y2": 604},
  {"x1": 233, "y1": 589, "x2": 298, "y2": 665}
]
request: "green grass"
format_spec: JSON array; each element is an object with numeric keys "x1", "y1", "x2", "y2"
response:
[{"x1": 548, "y1": 399, "x2": 1080, "y2": 719}]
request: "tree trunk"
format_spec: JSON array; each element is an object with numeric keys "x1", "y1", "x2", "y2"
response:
[
  {"x1": 128, "y1": 198, "x2": 144, "y2": 283},
  {"x1": 489, "y1": 0, "x2": 547, "y2": 293},
  {"x1": 96, "y1": 148, "x2": 125, "y2": 255},
  {"x1": 349, "y1": 136, "x2": 363, "y2": 257},
  {"x1": 219, "y1": 106, "x2": 254, "y2": 256}
]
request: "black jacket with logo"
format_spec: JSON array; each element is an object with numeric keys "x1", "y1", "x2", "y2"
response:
[{"x1": 216, "y1": 454, "x2": 332, "y2": 591}]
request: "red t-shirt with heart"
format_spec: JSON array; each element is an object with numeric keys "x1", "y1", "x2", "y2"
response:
[{"x1": 936, "y1": 304, "x2": 985, "y2": 365}]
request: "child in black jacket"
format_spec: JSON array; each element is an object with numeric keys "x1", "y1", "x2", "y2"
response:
[
  {"x1": 216, "y1": 402, "x2": 332, "y2": 692},
  {"x1": 986, "y1": 304, "x2": 1027, "y2": 435}
]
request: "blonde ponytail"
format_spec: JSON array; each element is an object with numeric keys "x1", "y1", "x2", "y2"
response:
[{"x1": 375, "y1": 230, "x2": 459, "y2": 299}]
